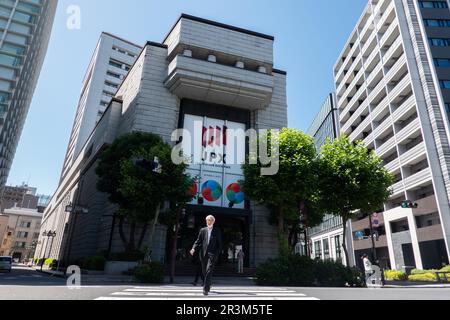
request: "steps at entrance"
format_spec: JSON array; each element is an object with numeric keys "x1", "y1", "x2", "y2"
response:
[{"x1": 167, "y1": 263, "x2": 256, "y2": 277}]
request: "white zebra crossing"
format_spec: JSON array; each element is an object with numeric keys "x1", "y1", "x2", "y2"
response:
[{"x1": 95, "y1": 285, "x2": 319, "y2": 300}]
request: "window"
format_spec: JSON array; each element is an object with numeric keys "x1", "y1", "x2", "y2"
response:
[
  {"x1": 445, "y1": 103, "x2": 450, "y2": 113},
  {"x1": 108, "y1": 59, "x2": 123, "y2": 69},
  {"x1": 100, "y1": 100, "x2": 109, "y2": 107},
  {"x1": 434, "y1": 58, "x2": 450, "y2": 67},
  {"x1": 420, "y1": 1, "x2": 449, "y2": 8},
  {"x1": 440, "y1": 80, "x2": 450, "y2": 89},
  {"x1": 335, "y1": 236, "x2": 342, "y2": 259},
  {"x1": 424, "y1": 19, "x2": 450, "y2": 27},
  {"x1": 104, "y1": 80, "x2": 118, "y2": 89},
  {"x1": 14, "y1": 242, "x2": 26, "y2": 249},
  {"x1": 429, "y1": 38, "x2": 450, "y2": 46},
  {"x1": 106, "y1": 71, "x2": 121, "y2": 79},
  {"x1": 17, "y1": 231, "x2": 28, "y2": 238},
  {"x1": 102, "y1": 90, "x2": 114, "y2": 98},
  {"x1": 314, "y1": 241, "x2": 322, "y2": 259},
  {"x1": 19, "y1": 221, "x2": 31, "y2": 228},
  {"x1": 113, "y1": 46, "x2": 136, "y2": 58},
  {"x1": 1, "y1": 43, "x2": 26, "y2": 55},
  {"x1": 323, "y1": 239, "x2": 330, "y2": 260}
]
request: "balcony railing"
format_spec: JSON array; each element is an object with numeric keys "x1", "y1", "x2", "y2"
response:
[
  {"x1": 371, "y1": 96, "x2": 390, "y2": 120},
  {"x1": 389, "y1": 74, "x2": 411, "y2": 102},
  {"x1": 383, "y1": 36, "x2": 402, "y2": 65},
  {"x1": 361, "y1": 31, "x2": 377, "y2": 58},
  {"x1": 376, "y1": 134, "x2": 396, "y2": 158},
  {"x1": 403, "y1": 167, "x2": 432, "y2": 190},
  {"x1": 396, "y1": 117, "x2": 420, "y2": 144},
  {"x1": 400, "y1": 141, "x2": 426, "y2": 166},
  {"x1": 392, "y1": 95, "x2": 415, "y2": 122},
  {"x1": 368, "y1": 77, "x2": 387, "y2": 105},
  {"x1": 349, "y1": 115, "x2": 372, "y2": 142},
  {"x1": 372, "y1": 116, "x2": 393, "y2": 139},
  {"x1": 342, "y1": 94, "x2": 369, "y2": 133},
  {"x1": 364, "y1": 46, "x2": 380, "y2": 71},
  {"x1": 336, "y1": 41, "x2": 361, "y2": 84},
  {"x1": 385, "y1": 54, "x2": 407, "y2": 84},
  {"x1": 380, "y1": 19, "x2": 399, "y2": 49},
  {"x1": 366, "y1": 62, "x2": 383, "y2": 88},
  {"x1": 385, "y1": 157, "x2": 400, "y2": 173},
  {"x1": 390, "y1": 180, "x2": 404, "y2": 196},
  {"x1": 376, "y1": 0, "x2": 395, "y2": 31}
]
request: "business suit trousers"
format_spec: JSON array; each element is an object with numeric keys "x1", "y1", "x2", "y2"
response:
[{"x1": 201, "y1": 253, "x2": 217, "y2": 292}]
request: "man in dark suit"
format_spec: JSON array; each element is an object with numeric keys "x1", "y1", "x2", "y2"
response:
[{"x1": 190, "y1": 215, "x2": 222, "y2": 296}]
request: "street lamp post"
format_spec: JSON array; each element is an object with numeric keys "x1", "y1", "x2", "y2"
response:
[
  {"x1": 63, "y1": 201, "x2": 88, "y2": 268},
  {"x1": 39, "y1": 231, "x2": 57, "y2": 271}
]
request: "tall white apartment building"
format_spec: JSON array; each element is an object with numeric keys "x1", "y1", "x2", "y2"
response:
[
  {"x1": 0, "y1": 0, "x2": 57, "y2": 187},
  {"x1": 60, "y1": 33, "x2": 141, "y2": 180},
  {"x1": 335, "y1": 0, "x2": 450, "y2": 270}
]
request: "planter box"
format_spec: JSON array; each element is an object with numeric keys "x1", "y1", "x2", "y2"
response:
[{"x1": 104, "y1": 261, "x2": 138, "y2": 275}]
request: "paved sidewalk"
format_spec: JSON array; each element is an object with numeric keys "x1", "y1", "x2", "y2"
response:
[{"x1": 33, "y1": 267, "x2": 256, "y2": 286}]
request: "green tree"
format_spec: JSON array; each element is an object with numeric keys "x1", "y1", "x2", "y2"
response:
[
  {"x1": 96, "y1": 132, "x2": 193, "y2": 254},
  {"x1": 241, "y1": 128, "x2": 324, "y2": 253},
  {"x1": 318, "y1": 136, "x2": 394, "y2": 266}
]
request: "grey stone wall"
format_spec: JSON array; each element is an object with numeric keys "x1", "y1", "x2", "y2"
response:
[{"x1": 391, "y1": 230, "x2": 413, "y2": 270}]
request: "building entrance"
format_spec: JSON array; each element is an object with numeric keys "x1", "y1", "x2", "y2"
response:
[{"x1": 168, "y1": 208, "x2": 250, "y2": 276}]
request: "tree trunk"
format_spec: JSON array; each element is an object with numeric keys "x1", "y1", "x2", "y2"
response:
[
  {"x1": 278, "y1": 207, "x2": 284, "y2": 237},
  {"x1": 137, "y1": 222, "x2": 149, "y2": 250},
  {"x1": 129, "y1": 221, "x2": 136, "y2": 252},
  {"x1": 118, "y1": 216, "x2": 129, "y2": 252},
  {"x1": 146, "y1": 204, "x2": 161, "y2": 261},
  {"x1": 170, "y1": 207, "x2": 182, "y2": 283},
  {"x1": 342, "y1": 218, "x2": 350, "y2": 267}
]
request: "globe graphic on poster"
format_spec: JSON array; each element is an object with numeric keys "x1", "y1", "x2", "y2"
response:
[
  {"x1": 201, "y1": 180, "x2": 223, "y2": 202},
  {"x1": 187, "y1": 180, "x2": 198, "y2": 197},
  {"x1": 226, "y1": 183, "x2": 245, "y2": 204}
]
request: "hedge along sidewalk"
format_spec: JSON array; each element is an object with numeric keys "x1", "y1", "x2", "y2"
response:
[{"x1": 384, "y1": 280, "x2": 450, "y2": 288}]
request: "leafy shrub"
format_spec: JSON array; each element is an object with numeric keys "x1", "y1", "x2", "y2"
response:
[
  {"x1": 255, "y1": 255, "x2": 363, "y2": 287},
  {"x1": 256, "y1": 255, "x2": 315, "y2": 286},
  {"x1": 411, "y1": 269, "x2": 438, "y2": 275},
  {"x1": 86, "y1": 256, "x2": 106, "y2": 271},
  {"x1": 315, "y1": 260, "x2": 363, "y2": 287},
  {"x1": 384, "y1": 270, "x2": 407, "y2": 281},
  {"x1": 440, "y1": 265, "x2": 450, "y2": 272},
  {"x1": 133, "y1": 262, "x2": 165, "y2": 283},
  {"x1": 408, "y1": 273, "x2": 437, "y2": 282},
  {"x1": 110, "y1": 251, "x2": 145, "y2": 262},
  {"x1": 44, "y1": 258, "x2": 56, "y2": 266}
]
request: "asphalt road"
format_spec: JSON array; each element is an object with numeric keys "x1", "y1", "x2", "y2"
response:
[{"x1": 1, "y1": 265, "x2": 450, "y2": 300}]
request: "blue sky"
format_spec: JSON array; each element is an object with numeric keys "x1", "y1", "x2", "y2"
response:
[{"x1": 7, "y1": 0, "x2": 367, "y2": 195}]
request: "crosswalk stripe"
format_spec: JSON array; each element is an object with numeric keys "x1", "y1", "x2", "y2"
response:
[
  {"x1": 96, "y1": 297, "x2": 320, "y2": 301},
  {"x1": 124, "y1": 289, "x2": 297, "y2": 293},
  {"x1": 95, "y1": 286, "x2": 319, "y2": 301},
  {"x1": 112, "y1": 292, "x2": 306, "y2": 297}
]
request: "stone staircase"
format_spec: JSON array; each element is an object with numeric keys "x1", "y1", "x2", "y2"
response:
[{"x1": 167, "y1": 261, "x2": 256, "y2": 277}]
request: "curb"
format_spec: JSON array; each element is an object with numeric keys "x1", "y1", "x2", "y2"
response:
[{"x1": 35, "y1": 269, "x2": 66, "y2": 279}]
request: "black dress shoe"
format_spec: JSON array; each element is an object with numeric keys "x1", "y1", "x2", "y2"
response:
[{"x1": 203, "y1": 291, "x2": 208, "y2": 296}]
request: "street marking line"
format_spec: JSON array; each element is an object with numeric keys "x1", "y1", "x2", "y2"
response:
[
  {"x1": 112, "y1": 292, "x2": 307, "y2": 297},
  {"x1": 95, "y1": 297, "x2": 320, "y2": 301},
  {"x1": 124, "y1": 289, "x2": 297, "y2": 293}
]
